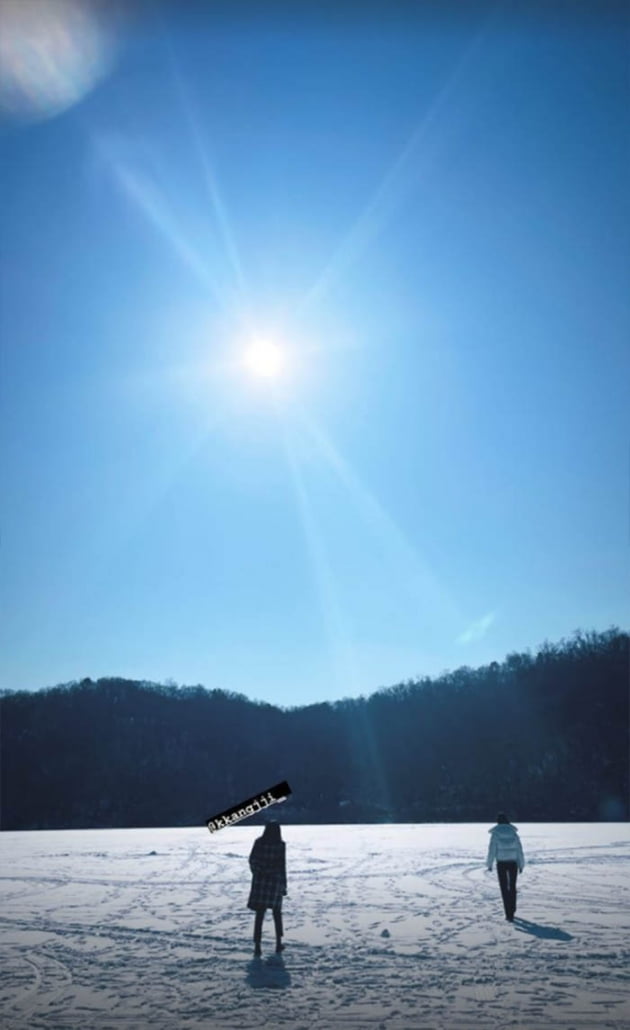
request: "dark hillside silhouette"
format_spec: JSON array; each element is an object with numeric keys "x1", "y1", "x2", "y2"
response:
[{"x1": 1, "y1": 628, "x2": 627, "y2": 829}]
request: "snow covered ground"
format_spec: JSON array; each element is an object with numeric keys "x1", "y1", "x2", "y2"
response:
[{"x1": 1, "y1": 823, "x2": 628, "y2": 1029}]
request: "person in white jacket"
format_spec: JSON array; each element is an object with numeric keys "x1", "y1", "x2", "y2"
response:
[{"x1": 486, "y1": 813, "x2": 525, "y2": 921}]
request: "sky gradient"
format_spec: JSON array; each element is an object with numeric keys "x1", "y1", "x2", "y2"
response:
[{"x1": 1, "y1": 1, "x2": 628, "y2": 706}]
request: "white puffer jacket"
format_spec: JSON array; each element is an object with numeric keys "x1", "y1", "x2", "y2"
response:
[{"x1": 486, "y1": 823, "x2": 525, "y2": 872}]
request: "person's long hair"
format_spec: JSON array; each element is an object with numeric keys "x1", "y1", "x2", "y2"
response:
[
  {"x1": 497, "y1": 812, "x2": 509, "y2": 824},
  {"x1": 262, "y1": 821, "x2": 282, "y2": 842}
]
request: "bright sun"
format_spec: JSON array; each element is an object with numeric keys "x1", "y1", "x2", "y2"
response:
[{"x1": 242, "y1": 339, "x2": 285, "y2": 379}]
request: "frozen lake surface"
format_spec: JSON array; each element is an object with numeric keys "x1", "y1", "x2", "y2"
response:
[{"x1": 1, "y1": 823, "x2": 629, "y2": 1029}]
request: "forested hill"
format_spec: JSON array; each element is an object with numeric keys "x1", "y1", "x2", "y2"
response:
[{"x1": 1, "y1": 628, "x2": 627, "y2": 830}]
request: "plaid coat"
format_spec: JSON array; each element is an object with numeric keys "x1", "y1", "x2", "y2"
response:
[{"x1": 247, "y1": 837, "x2": 287, "y2": 911}]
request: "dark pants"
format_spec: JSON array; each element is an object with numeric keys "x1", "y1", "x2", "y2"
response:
[
  {"x1": 496, "y1": 860, "x2": 518, "y2": 918},
  {"x1": 253, "y1": 906, "x2": 283, "y2": 943}
]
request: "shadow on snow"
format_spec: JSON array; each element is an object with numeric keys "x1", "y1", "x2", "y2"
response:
[
  {"x1": 245, "y1": 955, "x2": 291, "y2": 990},
  {"x1": 513, "y1": 917, "x2": 573, "y2": 941}
]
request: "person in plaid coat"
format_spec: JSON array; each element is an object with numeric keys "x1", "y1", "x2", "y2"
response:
[{"x1": 247, "y1": 822, "x2": 287, "y2": 955}]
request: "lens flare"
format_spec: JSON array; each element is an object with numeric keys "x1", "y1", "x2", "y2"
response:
[{"x1": 0, "y1": 0, "x2": 118, "y2": 123}]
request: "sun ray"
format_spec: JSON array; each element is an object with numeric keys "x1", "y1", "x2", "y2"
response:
[
  {"x1": 353, "y1": 701, "x2": 396, "y2": 820},
  {"x1": 278, "y1": 413, "x2": 361, "y2": 697},
  {"x1": 93, "y1": 134, "x2": 230, "y2": 310},
  {"x1": 295, "y1": 410, "x2": 464, "y2": 631},
  {"x1": 279, "y1": 410, "x2": 398, "y2": 815},
  {"x1": 164, "y1": 40, "x2": 249, "y2": 313},
  {"x1": 300, "y1": 12, "x2": 497, "y2": 312}
]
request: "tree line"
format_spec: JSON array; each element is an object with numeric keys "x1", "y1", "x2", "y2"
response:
[{"x1": 1, "y1": 627, "x2": 627, "y2": 829}]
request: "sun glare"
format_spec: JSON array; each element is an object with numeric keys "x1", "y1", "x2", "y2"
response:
[{"x1": 243, "y1": 339, "x2": 285, "y2": 379}]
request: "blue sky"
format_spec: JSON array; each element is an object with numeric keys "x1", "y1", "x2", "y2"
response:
[{"x1": 1, "y1": 1, "x2": 628, "y2": 707}]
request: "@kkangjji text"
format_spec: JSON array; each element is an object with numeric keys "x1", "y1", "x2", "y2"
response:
[{"x1": 206, "y1": 781, "x2": 292, "y2": 833}]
